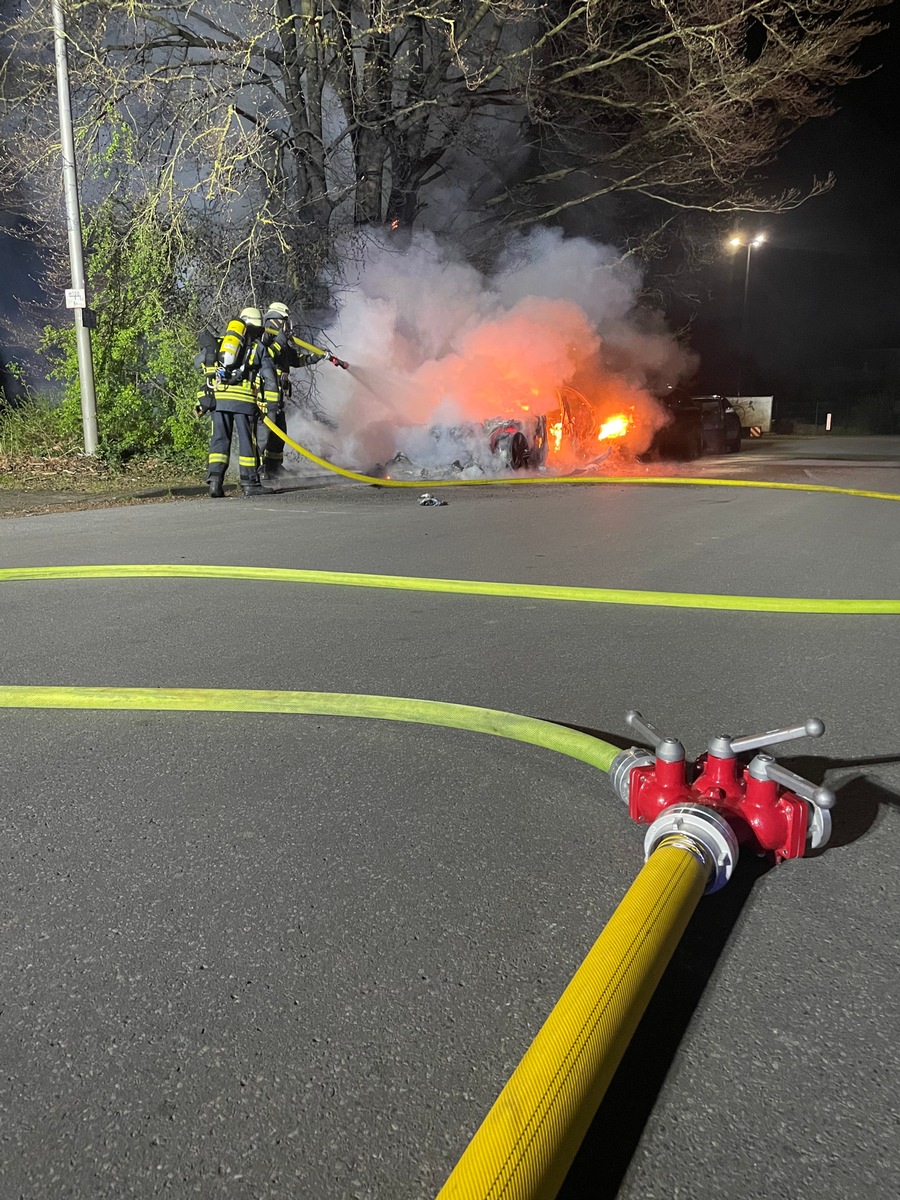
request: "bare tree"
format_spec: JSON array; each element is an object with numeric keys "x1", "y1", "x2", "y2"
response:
[
  {"x1": 1, "y1": 2, "x2": 533, "y2": 313},
  {"x1": 0, "y1": 0, "x2": 888, "y2": 315},
  {"x1": 510, "y1": 0, "x2": 887, "y2": 225}
]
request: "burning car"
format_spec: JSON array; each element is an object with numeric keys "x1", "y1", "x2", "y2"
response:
[
  {"x1": 372, "y1": 413, "x2": 548, "y2": 479},
  {"x1": 370, "y1": 386, "x2": 652, "y2": 479},
  {"x1": 367, "y1": 372, "x2": 737, "y2": 480}
]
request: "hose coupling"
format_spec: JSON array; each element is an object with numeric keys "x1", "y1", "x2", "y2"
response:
[
  {"x1": 609, "y1": 746, "x2": 656, "y2": 805},
  {"x1": 644, "y1": 804, "x2": 739, "y2": 894}
]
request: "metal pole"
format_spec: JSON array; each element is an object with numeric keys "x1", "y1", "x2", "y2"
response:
[
  {"x1": 51, "y1": 0, "x2": 98, "y2": 456},
  {"x1": 737, "y1": 243, "x2": 753, "y2": 398}
]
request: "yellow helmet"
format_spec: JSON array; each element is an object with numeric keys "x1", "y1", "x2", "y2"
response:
[{"x1": 239, "y1": 306, "x2": 262, "y2": 326}]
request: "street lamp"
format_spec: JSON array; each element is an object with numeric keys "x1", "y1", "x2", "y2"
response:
[{"x1": 727, "y1": 233, "x2": 765, "y2": 396}]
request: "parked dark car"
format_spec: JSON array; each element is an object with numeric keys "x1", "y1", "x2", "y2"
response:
[
  {"x1": 694, "y1": 394, "x2": 742, "y2": 454},
  {"x1": 647, "y1": 389, "x2": 741, "y2": 460}
]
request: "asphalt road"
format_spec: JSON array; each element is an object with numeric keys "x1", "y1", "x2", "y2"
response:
[{"x1": 1, "y1": 438, "x2": 898, "y2": 1199}]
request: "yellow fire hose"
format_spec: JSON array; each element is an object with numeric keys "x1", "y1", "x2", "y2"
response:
[
  {"x1": 290, "y1": 335, "x2": 349, "y2": 369},
  {"x1": 0, "y1": 685, "x2": 618, "y2": 774},
  {"x1": 262, "y1": 415, "x2": 900, "y2": 502},
  {"x1": 437, "y1": 838, "x2": 710, "y2": 1200},
  {"x1": 1, "y1": 562, "x2": 897, "y2": 615}
]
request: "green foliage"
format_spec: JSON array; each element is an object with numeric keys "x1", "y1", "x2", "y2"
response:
[
  {"x1": 0, "y1": 396, "x2": 77, "y2": 456},
  {"x1": 40, "y1": 198, "x2": 208, "y2": 464}
]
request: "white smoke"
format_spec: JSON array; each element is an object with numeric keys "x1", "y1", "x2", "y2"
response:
[{"x1": 287, "y1": 227, "x2": 694, "y2": 475}]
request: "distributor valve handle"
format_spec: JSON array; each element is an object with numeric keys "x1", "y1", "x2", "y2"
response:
[
  {"x1": 748, "y1": 755, "x2": 836, "y2": 810},
  {"x1": 625, "y1": 710, "x2": 684, "y2": 762},
  {"x1": 728, "y1": 718, "x2": 825, "y2": 754}
]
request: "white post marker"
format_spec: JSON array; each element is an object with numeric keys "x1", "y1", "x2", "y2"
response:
[{"x1": 825, "y1": 413, "x2": 832, "y2": 431}]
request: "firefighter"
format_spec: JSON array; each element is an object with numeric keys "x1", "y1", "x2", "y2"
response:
[
  {"x1": 256, "y1": 301, "x2": 320, "y2": 479},
  {"x1": 206, "y1": 306, "x2": 279, "y2": 498}
]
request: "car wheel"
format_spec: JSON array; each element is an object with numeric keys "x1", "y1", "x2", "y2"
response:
[
  {"x1": 508, "y1": 431, "x2": 529, "y2": 469},
  {"x1": 492, "y1": 429, "x2": 530, "y2": 470}
]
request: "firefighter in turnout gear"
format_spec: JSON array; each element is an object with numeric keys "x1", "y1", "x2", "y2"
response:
[
  {"x1": 205, "y1": 307, "x2": 279, "y2": 498},
  {"x1": 256, "y1": 301, "x2": 320, "y2": 479}
]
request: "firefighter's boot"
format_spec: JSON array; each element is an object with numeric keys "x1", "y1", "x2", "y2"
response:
[
  {"x1": 242, "y1": 482, "x2": 271, "y2": 498},
  {"x1": 208, "y1": 477, "x2": 225, "y2": 498}
]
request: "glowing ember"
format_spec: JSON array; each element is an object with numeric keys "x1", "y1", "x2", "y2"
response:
[{"x1": 598, "y1": 413, "x2": 630, "y2": 441}]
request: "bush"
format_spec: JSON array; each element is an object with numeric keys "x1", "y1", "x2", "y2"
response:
[
  {"x1": 0, "y1": 396, "x2": 77, "y2": 456},
  {"x1": 39, "y1": 199, "x2": 208, "y2": 465}
]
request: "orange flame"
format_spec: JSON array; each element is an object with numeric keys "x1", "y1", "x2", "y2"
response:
[
  {"x1": 549, "y1": 421, "x2": 563, "y2": 452},
  {"x1": 598, "y1": 413, "x2": 631, "y2": 441}
]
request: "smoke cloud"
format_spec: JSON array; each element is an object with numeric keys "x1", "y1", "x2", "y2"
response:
[{"x1": 289, "y1": 227, "x2": 694, "y2": 475}]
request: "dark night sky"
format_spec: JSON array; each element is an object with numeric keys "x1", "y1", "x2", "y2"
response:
[{"x1": 688, "y1": 4, "x2": 900, "y2": 408}]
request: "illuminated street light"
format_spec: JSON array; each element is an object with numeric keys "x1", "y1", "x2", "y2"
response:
[{"x1": 726, "y1": 232, "x2": 766, "y2": 395}]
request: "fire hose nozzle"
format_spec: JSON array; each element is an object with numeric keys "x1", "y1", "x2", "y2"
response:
[{"x1": 328, "y1": 354, "x2": 349, "y2": 370}]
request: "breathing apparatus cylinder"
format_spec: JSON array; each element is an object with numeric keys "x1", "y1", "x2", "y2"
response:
[{"x1": 217, "y1": 307, "x2": 262, "y2": 384}]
